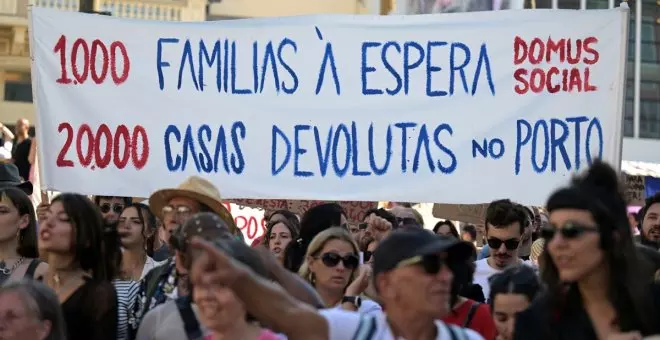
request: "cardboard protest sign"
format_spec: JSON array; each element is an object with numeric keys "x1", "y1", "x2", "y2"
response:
[
  {"x1": 623, "y1": 174, "x2": 645, "y2": 206},
  {"x1": 231, "y1": 199, "x2": 376, "y2": 222},
  {"x1": 31, "y1": 8, "x2": 628, "y2": 205},
  {"x1": 432, "y1": 203, "x2": 488, "y2": 224}
]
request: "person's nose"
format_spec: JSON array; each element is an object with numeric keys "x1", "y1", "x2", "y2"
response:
[
  {"x1": 273, "y1": 236, "x2": 281, "y2": 245},
  {"x1": 503, "y1": 318, "x2": 515, "y2": 339},
  {"x1": 437, "y1": 263, "x2": 453, "y2": 284}
]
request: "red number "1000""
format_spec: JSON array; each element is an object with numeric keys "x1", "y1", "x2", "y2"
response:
[{"x1": 53, "y1": 35, "x2": 130, "y2": 85}]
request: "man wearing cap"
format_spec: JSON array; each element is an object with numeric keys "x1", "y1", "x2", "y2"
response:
[{"x1": 190, "y1": 228, "x2": 483, "y2": 340}]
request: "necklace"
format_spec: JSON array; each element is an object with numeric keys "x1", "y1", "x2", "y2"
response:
[{"x1": 0, "y1": 257, "x2": 25, "y2": 275}]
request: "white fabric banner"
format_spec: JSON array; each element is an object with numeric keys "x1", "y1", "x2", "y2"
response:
[{"x1": 30, "y1": 7, "x2": 628, "y2": 205}]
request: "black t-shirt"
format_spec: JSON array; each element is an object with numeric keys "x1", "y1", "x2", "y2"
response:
[
  {"x1": 11, "y1": 138, "x2": 32, "y2": 181},
  {"x1": 515, "y1": 283, "x2": 660, "y2": 339},
  {"x1": 61, "y1": 278, "x2": 117, "y2": 340}
]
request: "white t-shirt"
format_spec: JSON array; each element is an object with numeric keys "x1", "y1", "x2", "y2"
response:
[
  {"x1": 473, "y1": 258, "x2": 535, "y2": 301},
  {"x1": 331, "y1": 299, "x2": 382, "y2": 316},
  {"x1": 320, "y1": 309, "x2": 483, "y2": 340}
]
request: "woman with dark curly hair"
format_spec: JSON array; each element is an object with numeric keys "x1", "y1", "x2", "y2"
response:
[{"x1": 515, "y1": 161, "x2": 660, "y2": 339}]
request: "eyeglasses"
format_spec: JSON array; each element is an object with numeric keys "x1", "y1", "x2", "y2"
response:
[
  {"x1": 541, "y1": 222, "x2": 599, "y2": 240},
  {"x1": 358, "y1": 223, "x2": 368, "y2": 230},
  {"x1": 162, "y1": 205, "x2": 193, "y2": 216},
  {"x1": 487, "y1": 237, "x2": 520, "y2": 250},
  {"x1": 100, "y1": 203, "x2": 124, "y2": 214},
  {"x1": 317, "y1": 252, "x2": 359, "y2": 270},
  {"x1": 397, "y1": 217, "x2": 419, "y2": 226},
  {"x1": 396, "y1": 253, "x2": 446, "y2": 275}
]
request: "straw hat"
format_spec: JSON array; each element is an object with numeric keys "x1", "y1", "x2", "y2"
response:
[{"x1": 149, "y1": 176, "x2": 237, "y2": 235}]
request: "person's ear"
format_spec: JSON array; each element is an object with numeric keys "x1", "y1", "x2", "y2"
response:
[
  {"x1": 36, "y1": 319, "x2": 52, "y2": 340},
  {"x1": 18, "y1": 213, "x2": 30, "y2": 230}
]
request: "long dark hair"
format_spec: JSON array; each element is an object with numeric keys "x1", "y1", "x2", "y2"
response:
[
  {"x1": 51, "y1": 193, "x2": 115, "y2": 281},
  {"x1": 283, "y1": 203, "x2": 345, "y2": 272},
  {"x1": 488, "y1": 265, "x2": 541, "y2": 310},
  {"x1": 0, "y1": 187, "x2": 38, "y2": 258},
  {"x1": 542, "y1": 160, "x2": 658, "y2": 334},
  {"x1": 263, "y1": 218, "x2": 299, "y2": 249},
  {"x1": 121, "y1": 203, "x2": 157, "y2": 257}
]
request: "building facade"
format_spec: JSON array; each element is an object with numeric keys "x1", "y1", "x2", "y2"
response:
[
  {"x1": 529, "y1": 0, "x2": 660, "y2": 163},
  {"x1": 0, "y1": 0, "x2": 205, "y2": 125},
  {"x1": 206, "y1": 0, "x2": 391, "y2": 20}
]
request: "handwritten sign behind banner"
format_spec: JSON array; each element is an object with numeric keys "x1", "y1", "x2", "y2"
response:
[{"x1": 30, "y1": 8, "x2": 628, "y2": 205}]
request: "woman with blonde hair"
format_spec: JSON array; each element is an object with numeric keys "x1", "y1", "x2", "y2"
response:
[{"x1": 298, "y1": 227, "x2": 381, "y2": 314}]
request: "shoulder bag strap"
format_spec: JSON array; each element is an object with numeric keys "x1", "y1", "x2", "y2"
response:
[
  {"x1": 175, "y1": 296, "x2": 203, "y2": 340},
  {"x1": 24, "y1": 259, "x2": 42, "y2": 279},
  {"x1": 462, "y1": 301, "x2": 480, "y2": 328}
]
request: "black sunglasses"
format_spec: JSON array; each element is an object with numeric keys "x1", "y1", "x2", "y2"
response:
[
  {"x1": 358, "y1": 223, "x2": 368, "y2": 230},
  {"x1": 100, "y1": 203, "x2": 124, "y2": 214},
  {"x1": 487, "y1": 237, "x2": 520, "y2": 250},
  {"x1": 318, "y1": 252, "x2": 359, "y2": 269},
  {"x1": 541, "y1": 222, "x2": 599, "y2": 240},
  {"x1": 397, "y1": 254, "x2": 446, "y2": 275}
]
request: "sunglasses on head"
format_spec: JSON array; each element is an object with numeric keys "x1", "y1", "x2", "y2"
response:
[
  {"x1": 487, "y1": 237, "x2": 520, "y2": 250},
  {"x1": 318, "y1": 252, "x2": 359, "y2": 270},
  {"x1": 100, "y1": 203, "x2": 124, "y2": 214},
  {"x1": 396, "y1": 253, "x2": 446, "y2": 275},
  {"x1": 541, "y1": 222, "x2": 599, "y2": 240}
]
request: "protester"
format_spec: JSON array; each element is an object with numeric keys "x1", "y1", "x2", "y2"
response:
[
  {"x1": 443, "y1": 241, "x2": 494, "y2": 339},
  {"x1": 461, "y1": 224, "x2": 477, "y2": 243},
  {"x1": 118, "y1": 203, "x2": 164, "y2": 280},
  {"x1": 283, "y1": 203, "x2": 347, "y2": 273},
  {"x1": 529, "y1": 238, "x2": 545, "y2": 267},
  {"x1": 39, "y1": 193, "x2": 117, "y2": 340},
  {"x1": 263, "y1": 219, "x2": 299, "y2": 265},
  {"x1": 636, "y1": 193, "x2": 660, "y2": 250},
  {"x1": 194, "y1": 238, "x2": 285, "y2": 340},
  {"x1": 0, "y1": 279, "x2": 67, "y2": 340},
  {"x1": 190, "y1": 228, "x2": 483, "y2": 340},
  {"x1": 267, "y1": 209, "x2": 300, "y2": 229},
  {"x1": 474, "y1": 200, "x2": 530, "y2": 300},
  {"x1": 298, "y1": 227, "x2": 381, "y2": 314},
  {"x1": 10, "y1": 119, "x2": 31, "y2": 182},
  {"x1": 515, "y1": 161, "x2": 660, "y2": 339},
  {"x1": 0, "y1": 187, "x2": 47, "y2": 285},
  {"x1": 131, "y1": 176, "x2": 241, "y2": 334},
  {"x1": 136, "y1": 212, "x2": 234, "y2": 339},
  {"x1": 488, "y1": 265, "x2": 540, "y2": 340},
  {"x1": 95, "y1": 196, "x2": 132, "y2": 225},
  {"x1": 389, "y1": 205, "x2": 424, "y2": 228},
  {"x1": 434, "y1": 220, "x2": 459, "y2": 238}
]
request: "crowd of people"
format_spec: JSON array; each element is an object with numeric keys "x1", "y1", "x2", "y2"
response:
[{"x1": 0, "y1": 120, "x2": 659, "y2": 339}]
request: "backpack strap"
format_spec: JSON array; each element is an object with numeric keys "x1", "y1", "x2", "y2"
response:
[
  {"x1": 24, "y1": 259, "x2": 42, "y2": 279},
  {"x1": 175, "y1": 295, "x2": 203, "y2": 340},
  {"x1": 462, "y1": 301, "x2": 481, "y2": 328}
]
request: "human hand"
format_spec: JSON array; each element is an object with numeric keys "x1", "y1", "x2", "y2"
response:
[
  {"x1": 345, "y1": 265, "x2": 371, "y2": 296},
  {"x1": 367, "y1": 215, "x2": 392, "y2": 242},
  {"x1": 36, "y1": 202, "x2": 50, "y2": 222},
  {"x1": 190, "y1": 237, "x2": 249, "y2": 289}
]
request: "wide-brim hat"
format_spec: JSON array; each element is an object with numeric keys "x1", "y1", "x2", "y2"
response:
[
  {"x1": 149, "y1": 176, "x2": 237, "y2": 235},
  {"x1": 0, "y1": 163, "x2": 33, "y2": 195}
]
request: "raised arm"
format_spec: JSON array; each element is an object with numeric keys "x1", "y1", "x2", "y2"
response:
[{"x1": 191, "y1": 238, "x2": 328, "y2": 340}]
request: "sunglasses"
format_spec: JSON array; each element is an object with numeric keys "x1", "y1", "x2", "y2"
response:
[
  {"x1": 100, "y1": 203, "x2": 124, "y2": 214},
  {"x1": 487, "y1": 237, "x2": 520, "y2": 251},
  {"x1": 358, "y1": 223, "x2": 368, "y2": 230},
  {"x1": 541, "y1": 222, "x2": 599, "y2": 240},
  {"x1": 396, "y1": 254, "x2": 445, "y2": 275},
  {"x1": 317, "y1": 252, "x2": 359, "y2": 270}
]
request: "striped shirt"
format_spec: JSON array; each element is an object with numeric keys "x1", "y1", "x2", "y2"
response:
[
  {"x1": 319, "y1": 309, "x2": 484, "y2": 340},
  {"x1": 114, "y1": 280, "x2": 141, "y2": 340}
]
